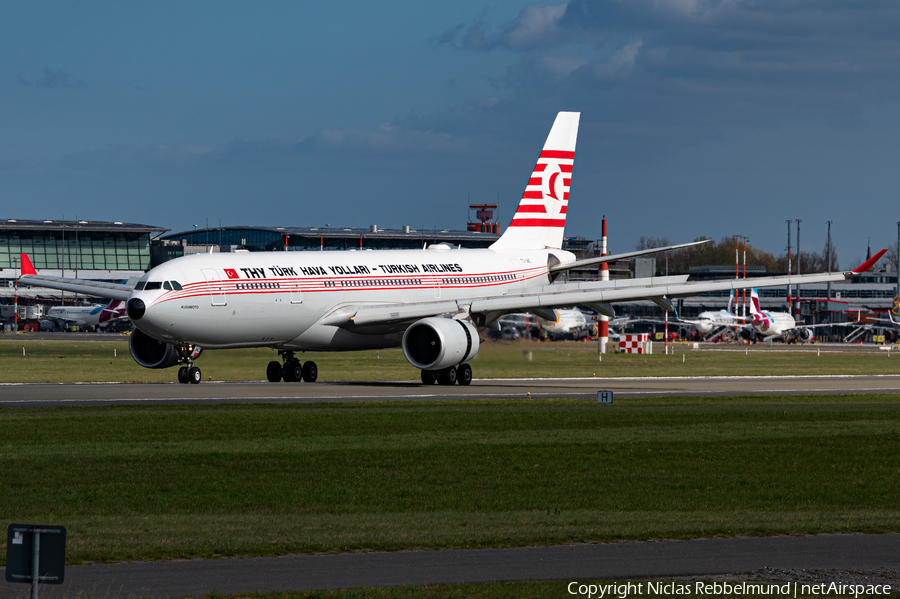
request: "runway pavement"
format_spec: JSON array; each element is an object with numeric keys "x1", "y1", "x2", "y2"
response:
[
  {"x1": 2, "y1": 374, "x2": 900, "y2": 407},
  {"x1": 3, "y1": 534, "x2": 898, "y2": 598}
]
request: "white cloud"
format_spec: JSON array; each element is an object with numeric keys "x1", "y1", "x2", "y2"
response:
[{"x1": 501, "y1": 3, "x2": 569, "y2": 51}]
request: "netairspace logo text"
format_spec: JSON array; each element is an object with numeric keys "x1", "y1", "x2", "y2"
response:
[{"x1": 567, "y1": 581, "x2": 893, "y2": 598}]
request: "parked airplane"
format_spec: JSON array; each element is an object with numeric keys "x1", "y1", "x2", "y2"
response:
[
  {"x1": 40, "y1": 299, "x2": 128, "y2": 331},
  {"x1": 675, "y1": 290, "x2": 741, "y2": 336},
  {"x1": 536, "y1": 308, "x2": 596, "y2": 338},
  {"x1": 743, "y1": 288, "x2": 851, "y2": 342},
  {"x1": 17, "y1": 112, "x2": 887, "y2": 385}
]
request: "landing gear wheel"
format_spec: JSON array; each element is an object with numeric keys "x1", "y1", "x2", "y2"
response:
[
  {"x1": 177, "y1": 366, "x2": 189, "y2": 384},
  {"x1": 188, "y1": 366, "x2": 202, "y2": 384},
  {"x1": 266, "y1": 361, "x2": 282, "y2": 383},
  {"x1": 283, "y1": 360, "x2": 303, "y2": 382},
  {"x1": 302, "y1": 361, "x2": 318, "y2": 383},
  {"x1": 420, "y1": 369, "x2": 437, "y2": 385},
  {"x1": 438, "y1": 366, "x2": 457, "y2": 386},
  {"x1": 456, "y1": 363, "x2": 472, "y2": 386}
]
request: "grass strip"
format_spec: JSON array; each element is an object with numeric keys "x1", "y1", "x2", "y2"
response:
[
  {"x1": 2, "y1": 338, "x2": 900, "y2": 382},
  {"x1": 0, "y1": 395, "x2": 897, "y2": 564}
]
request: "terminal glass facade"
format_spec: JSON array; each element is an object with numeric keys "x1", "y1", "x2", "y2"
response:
[{"x1": 0, "y1": 230, "x2": 152, "y2": 270}]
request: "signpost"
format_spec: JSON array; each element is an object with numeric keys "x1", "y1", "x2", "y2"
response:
[{"x1": 6, "y1": 524, "x2": 66, "y2": 599}]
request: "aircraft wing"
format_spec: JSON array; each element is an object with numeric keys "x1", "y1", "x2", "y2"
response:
[
  {"x1": 334, "y1": 253, "x2": 883, "y2": 330},
  {"x1": 17, "y1": 254, "x2": 133, "y2": 301}
]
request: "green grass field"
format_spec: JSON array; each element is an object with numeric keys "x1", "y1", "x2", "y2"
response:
[
  {"x1": 0, "y1": 394, "x2": 897, "y2": 565},
  {"x1": 1, "y1": 337, "x2": 899, "y2": 382}
]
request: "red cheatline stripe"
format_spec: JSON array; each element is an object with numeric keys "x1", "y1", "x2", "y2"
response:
[
  {"x1": 515, "y1": 204, "x2": 547, "y2": 213},
  {"x1": 508, "y1": 218, "x2": 566, "y2": 227},
  {"x1": 521, "y1": 190, "x2": 543, "y2": 199},
  {"x1": 540, "y1": 150, "x2": 575, "y2": 159},
  {"x1": 527, "y1": 177, "x2": 542, "y2": 186}
]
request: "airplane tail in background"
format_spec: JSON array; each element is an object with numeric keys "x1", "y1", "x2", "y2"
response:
[
  {"x1": 749, "y1": 288, "x2": 761, "y2": 316},
  {"x1": 491, "y1": 111, "x2": 580, "y2": 251},
  {"x1": 726, "y1": 290, "x2": 736, "y2": 314}
]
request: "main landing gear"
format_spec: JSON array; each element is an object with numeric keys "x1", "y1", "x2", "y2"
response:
[
  {"x1": 421, "y1": 363, "x2": 472, "y2": 386},
  {"x1": 267, "y1": 351, "x2": 318, "y2": 383},
  {"x1": 175, "y1": 344, "x2": 204, "y2": 384}
]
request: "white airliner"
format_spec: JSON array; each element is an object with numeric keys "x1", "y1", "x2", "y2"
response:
[
  {"x1": 536, "y1": 308, "x2": 596, "y2": 338},
  {"x1": 676, "y1": 290, "x2": 741, "y2": 335},
  {"x1": 41, "y1": 299, "x2": 128, "y2": 331},
  {"x1": 18, "y1": 112, "x2": 887, "y2": 385},
  {"x1": 744, "y1": 288, "x2": 852, "y2": 342}
]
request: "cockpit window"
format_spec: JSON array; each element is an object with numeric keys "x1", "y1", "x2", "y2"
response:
[
  {"x1": 134, "y1": 281, "x2": 146, "y2": 291},
  {"x1": 170, "y1": 281, "x2": 183, "y2": 290},
  {"x1": 144, "y1": 281, "x2": 162, "y2": 290},
  {"x1": 163, "y1": 281, "x2": 172, "y2": 290}
]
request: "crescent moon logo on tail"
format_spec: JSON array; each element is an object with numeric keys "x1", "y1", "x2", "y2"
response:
[{"x1": 547, "y1": 172, "x2": 560, "y2": 200}]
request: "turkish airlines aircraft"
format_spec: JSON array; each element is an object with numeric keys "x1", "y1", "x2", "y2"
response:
[
  {"x1": 18, "y1": 112, "x2": 887, "y2": 385},
  {"x1": 41, "y1": 299, "x2": 127, "y2": 331}
]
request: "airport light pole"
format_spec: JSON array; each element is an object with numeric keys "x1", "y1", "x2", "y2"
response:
[
  {"x1": 826, "y1": 221, "x2": 833, "y2": 330},
  {"x1": 786, "y1": 221, "x2": 792, "y2": 312},
  {"x1": 795, "y1": 219, "x2": 802, "y2": 321}
]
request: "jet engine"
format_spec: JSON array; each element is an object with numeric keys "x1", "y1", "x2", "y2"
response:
[
  {"x1": 402, "y1": 317, "x2": 479, "y2": 370},
  {"x1": 740, "y1": 328, "x2": 754, "y2": 341},
  {"x1": 129, "y1": 329, "x2": 180, "y2": 369},
  {"x1": 797, "y1": 328, "x2": 814, "y2": 342}
]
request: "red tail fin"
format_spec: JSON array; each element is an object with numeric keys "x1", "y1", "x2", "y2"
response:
[{"x1": 20, "y1": 253, "x2": 37, "y2": 276}]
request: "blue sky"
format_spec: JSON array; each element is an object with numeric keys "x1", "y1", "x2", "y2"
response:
[{"x1": 3, "y1": 1, "x2": 900, "y2": 266}]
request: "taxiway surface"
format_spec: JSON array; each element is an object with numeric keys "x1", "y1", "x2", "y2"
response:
[
  {"x1": 2, "y1": 374, "x2": 900, "y2": 407},
  {"x1": 3, "y1": 534, "x2": 898, "y2": 598}
]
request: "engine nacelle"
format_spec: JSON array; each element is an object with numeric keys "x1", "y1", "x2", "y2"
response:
[
  {"x1": 797, "y1": 328, "x2": 814, "y2": 342},
  {"x1": 740, "y1": 328, "x2": 754, "y2": 341},
  {"x1": 402, "y1": 317, "x2": 479, "y2": 370},
  {"x1": 129, "y1": 329, "x2": 180, "y2": 369}
]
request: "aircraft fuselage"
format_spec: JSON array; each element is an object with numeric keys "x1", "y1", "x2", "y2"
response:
[{"x1": 130, "y1": 247, "x2": 571, "y2": 351}]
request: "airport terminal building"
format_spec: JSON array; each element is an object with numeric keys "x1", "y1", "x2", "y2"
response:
[{"x1": 0, "y1": 219, "x2": 167, "y2": 308}]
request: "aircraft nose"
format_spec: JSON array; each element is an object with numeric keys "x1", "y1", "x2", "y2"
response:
[{"x1": 127, "y1": 298, "x2": 146, "y2": 321}]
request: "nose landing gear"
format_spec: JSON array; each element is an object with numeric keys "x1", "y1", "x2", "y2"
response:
[
  {"x1": 268, "y1": 351, "x2": 318, "y2": 383},
  {"x1": 175, "y1": 344, "x2": 204, "y2": 384}
]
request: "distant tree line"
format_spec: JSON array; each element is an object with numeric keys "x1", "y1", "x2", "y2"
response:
[{"x1": 634, "y1": 236, "x2": 840, "y2": 274}]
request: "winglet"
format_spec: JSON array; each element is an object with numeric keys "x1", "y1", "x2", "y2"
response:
[
  {"x1": 851, "y1": 248, "x2": 887, "y2": 274},
  {"x1": 19, "y1": 253, "x2": 37, "y2": 276}
]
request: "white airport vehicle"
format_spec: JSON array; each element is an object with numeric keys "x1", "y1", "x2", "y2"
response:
[
  {"x1": 17, "y1": 112, "x2": 887, "y2": 385},
  {"x1": 41, "y1": 299, "x2": 128, "y2": 331}
]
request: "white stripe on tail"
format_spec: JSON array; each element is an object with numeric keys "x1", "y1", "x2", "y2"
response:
[
  {"x1": 749, "y1": 288, "x2": 761, "y2": 316},
  {"x1": 491, "y1": 111, "x2": 580, "y2": 251}
]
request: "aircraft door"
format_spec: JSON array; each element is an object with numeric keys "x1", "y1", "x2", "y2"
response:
[
  {"x1": 201, "y1": 268, "x2": 227, "y2": 306},
  {"x1": 290, "y1": 279, "x2": 302, "y2": 304}
]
